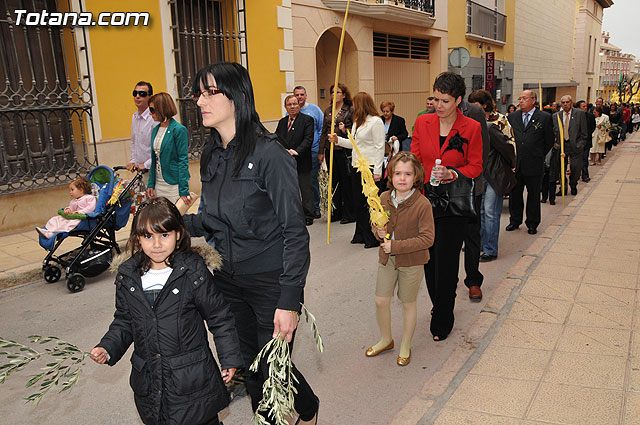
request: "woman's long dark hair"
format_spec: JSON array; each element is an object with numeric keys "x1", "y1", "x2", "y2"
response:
[
  {"x1": 128, "y1": 197, "x2": 191, "y2": 274},
  {"x1": 193, "y1": 62, "x2": 267, "y2": 175}
]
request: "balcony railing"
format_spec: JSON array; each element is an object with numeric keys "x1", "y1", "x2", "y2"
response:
[
  {"x1": 466, "y1": 0, "x2": 506, "y2": 44},
  {"x1": 370, "y1": 0, "x2": 435, "y2": 15},
  {"x1": 322, "y1": 0, "x2": 435, "y2": 27}
]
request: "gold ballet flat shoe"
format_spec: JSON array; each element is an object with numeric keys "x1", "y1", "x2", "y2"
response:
[
  {"x1": 365, "y1": 340, "x2": 394, "y2": 357},
  {"x1": 397, "y1": 350, "x2": 411, "y2": 366}
]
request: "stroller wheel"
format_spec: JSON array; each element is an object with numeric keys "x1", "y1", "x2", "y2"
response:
[
  {"x1": 67, "y1": 274, "x2": 86, "y2": 293},
  {"x1": 43, "y1": 265, "x2": 62, "y2": 283}
]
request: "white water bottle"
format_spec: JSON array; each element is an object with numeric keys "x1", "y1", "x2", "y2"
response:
[{"x1": 430, "y1": 159, "x2": 442, "y2": 186}]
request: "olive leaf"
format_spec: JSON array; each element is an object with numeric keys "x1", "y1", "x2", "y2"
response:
[
  {"x1": 250, "y1": 304, "x2": 323, "y2": 425},
  {"x1": 0, "y1": 336, "x2": 90, "y2": 405}
]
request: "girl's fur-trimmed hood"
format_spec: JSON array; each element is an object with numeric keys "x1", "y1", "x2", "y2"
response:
[{"x1": 109, "y1": 244, "x2": 222, "y2": 274}]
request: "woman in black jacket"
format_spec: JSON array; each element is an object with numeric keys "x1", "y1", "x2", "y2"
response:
[
  {"x1": 608, "y1": 103, "x2": 620, "y2": 151},
  {"x1": 318, "y1": 83, "x2": 355, "y2": 223},
  {"x1": 183, "y1": 62, "x2": 319, "y2": 425},
  {"x1": 380, "y1": 100, "x2": 409, "y2": 156}
]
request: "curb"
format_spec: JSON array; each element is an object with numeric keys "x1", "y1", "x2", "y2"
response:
[{"x1": 0, "y1": 240, "x2": 129, "y2": 293}]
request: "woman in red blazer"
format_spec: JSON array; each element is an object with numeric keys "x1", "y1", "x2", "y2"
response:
[{"x1": 411, "y1": 72, "x2": 483, "y2": 341}]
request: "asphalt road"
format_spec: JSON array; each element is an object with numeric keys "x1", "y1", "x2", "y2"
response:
[{"x1": 0, "y1": 199, "x2": 567, "y2": 424}]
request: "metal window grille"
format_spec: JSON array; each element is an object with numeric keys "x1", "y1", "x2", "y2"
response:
[
  {"x1": 466, "y1": 0, "x2": 506, "y2": 43},
  {"x1": 170, "y1": 0, "x2": 247, "y2": 160},
  {"x1": 373, "y1": 32, "x2": 430, "y2": 60},
  {"x1": 0, "y1": 0, "x2": 98, "y2": 195}
]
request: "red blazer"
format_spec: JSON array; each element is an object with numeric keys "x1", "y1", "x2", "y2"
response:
[{"x1": 411, "y1": 109, "x2": 483, "y2": 182}]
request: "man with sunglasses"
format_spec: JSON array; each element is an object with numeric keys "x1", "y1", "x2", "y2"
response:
[{"x1": 128, "y1": 81, "x2": 156, "y2": 173}]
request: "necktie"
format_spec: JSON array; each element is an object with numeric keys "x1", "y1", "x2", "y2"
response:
[
  {"x1": 563, "y1": 112, "x2": 570, "y2": 140},
  {"x1": 523, "y1": 112, "x2": 530, "y2": 127},
  {"x1": 287, "y1": 117, "x2": 294, "y2": 132}
]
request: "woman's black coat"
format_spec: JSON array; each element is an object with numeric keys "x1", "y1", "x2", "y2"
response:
[
  {"x1": 383, "y1": 114, "x2": 409, "y2": 142},
  {"x1": 98, "y1": 249, "x2": 243, "y2": 425},
  {"x1": 484, "y1": 123, "x2": 517, "y2": 196}
]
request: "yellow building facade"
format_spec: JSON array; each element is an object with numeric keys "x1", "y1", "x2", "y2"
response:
[
  {"x1": 1, "y1": 0, "x2": 288, "y2": 233},
  {"x1": 1, "y1": 0, "x2": 452, "y2": 233},
  {"x1": 448, "y1": 0, "x2": 515, "y2": 111}
]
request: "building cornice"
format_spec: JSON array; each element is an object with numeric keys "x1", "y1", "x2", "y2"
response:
[
  {"x1": 524, "y1": 81, "x2": 578, "y2": 89},
  {"x1": 596, "y1": 0, "x2": 613, "y2": 8},
  {"x1": 321, "y1": 0, "x2": 436, "y2": 28}
]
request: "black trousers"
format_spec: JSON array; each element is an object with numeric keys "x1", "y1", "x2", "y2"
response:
[
  {"x1": 350, "y1": 170, "x2": 379, "y2": 245},
  {"x1": 550, "y1": 148, "x2": 583, "y2": 193},
  {"x1": 581, "y1": 147, "x2": 590, "y2": 180},
  {"x1": 607, "y1": 131, "x2": 617, "y2": 150},
  {"x1": 328, "y1": 149, "x2": 356, "y2": 221},
  {"x1": 509, "y1": 170, "x2": 542, "y2": 230},
  {"x1": 213, "y1": 269, "x2": 317, "y2": 423},
  {"x1": 463, "y1": 193, "x2": 484, "y2": 288},
  {"x1": 565, "y1": 147, "x2": 583, "y2": 189},
  {"x1": 425, "y1": 216, "x2": 468, "y2": 338},
  {"x1": 546, "y1": 148, "x2": 563, "y2": 201},
  {"x1": 297, "y1": 169, "x2": 314, "y2": 219}
]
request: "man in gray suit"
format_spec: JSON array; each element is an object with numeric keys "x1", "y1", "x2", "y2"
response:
[{"x1": 552, "y1": 95, "x2": 588, "y2": 195}]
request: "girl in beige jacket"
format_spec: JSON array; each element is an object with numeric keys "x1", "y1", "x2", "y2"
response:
[{"x1": 366, "y1": 152, "x2": 435, "y2": 366}]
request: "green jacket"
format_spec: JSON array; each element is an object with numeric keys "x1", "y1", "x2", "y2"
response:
[{"x1": 148, "y1": 119, "x2": 190, "y2": 196}]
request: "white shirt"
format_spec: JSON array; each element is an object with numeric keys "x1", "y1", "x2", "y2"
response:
[
  {"x1": 131, "y1": 107, "x2": 156, "y2": 169},
  {"x1": 141, "y1": 267, "x2": 173, "y2": 291},
  {"x1": 336, "y1": 115, "x2": 386, "y2": 175}
]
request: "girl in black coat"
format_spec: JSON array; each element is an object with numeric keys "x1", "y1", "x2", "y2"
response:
[{"x1": 91, "y1": 197, "x2": 242, "y2": 425}]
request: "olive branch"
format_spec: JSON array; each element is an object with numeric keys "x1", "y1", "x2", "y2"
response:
[
  {"x1": 251, "y1": 304, "x2": 323, "y2": 425},
  {"x1": 318, "y1": 167, "x2": 338, "y2": 221},
  {"x1": 0, "y1": 336, "x2": 90, "y2": 404}
]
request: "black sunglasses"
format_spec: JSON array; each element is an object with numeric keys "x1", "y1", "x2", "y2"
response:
[
  {"x1": 133, "y1": 90, "x2": 149, "y2": 97},
  {"x1": 149, "y1": 107, "x2": 155, "y2": 113}
]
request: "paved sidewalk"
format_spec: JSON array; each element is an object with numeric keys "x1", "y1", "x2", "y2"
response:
[{"x1": 392, "y1": 134, "x2": 640, "y2": 425}]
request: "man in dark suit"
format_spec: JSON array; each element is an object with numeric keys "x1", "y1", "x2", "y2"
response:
[
  {"x1": 506, "y1": 90, "x2": 554, "y2": 234},
  {"x1": 576, "y1": 100, "x2": 595, "y2": 183},
  {"x1": 552, "y1": 95, "x2": 589, "y2": 196},
  {"x1": 276, "y1": 95, "x2": 315, "y2": 225}
]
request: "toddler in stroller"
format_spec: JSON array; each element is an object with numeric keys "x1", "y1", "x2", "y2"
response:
[
  {"x1": 36, "y1": 177, "x2": 97, "y2": 239},
  {"x1": 39, "y1": 166, "x2": 142, "y2": 292}
]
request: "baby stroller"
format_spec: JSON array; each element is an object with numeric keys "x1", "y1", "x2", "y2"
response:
[{"x1": 39, "y1": 166, "x2": 145, "y2": 292}]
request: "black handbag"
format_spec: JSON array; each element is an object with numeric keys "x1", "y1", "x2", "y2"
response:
[{"x1": 426, "y1": 167, "x2": 477, "y2": 219}]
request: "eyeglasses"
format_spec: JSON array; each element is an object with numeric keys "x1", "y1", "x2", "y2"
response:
[
  {"x1": 191, "y1": 88, "x2": 223, "y2": 99},
  {"x1": 133, "y1": 90, "x2": 149, "y2": 97},
  {"x1": 149, "y1": 107, "x2": 155, "y2": 113},
  {"x1": 518, "y1": 96, "x2": 531, "y2": 101},
  {"x1": 331, "y1": 91, "x2": 343, "y2": 95}
]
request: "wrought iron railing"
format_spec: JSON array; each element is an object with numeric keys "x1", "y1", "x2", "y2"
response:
[
  {"x1": 466, "y1": 0, "x2": 506, "y2": 43},
  {"x1": 0, "y1": 0, "x2": 98, "y2": 195},
  {"x1": 170, "y1": 0, "x2": 247, "y2": 160},
  {"x1": 369, "y1": 0, "x2": 435, "y2": 15}
]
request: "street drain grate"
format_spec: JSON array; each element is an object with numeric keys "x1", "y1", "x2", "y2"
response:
[{"x1": 615, "y1": 179, "x2": 640, "y2": 184}]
